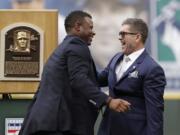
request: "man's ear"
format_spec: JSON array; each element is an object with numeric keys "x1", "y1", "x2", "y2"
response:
[
  {"x1": 74, "y1": 21, "x2": 81, "y2": 32},
  {"x1": 136, "y1": 33, "x2": 142, "y2": 42}
]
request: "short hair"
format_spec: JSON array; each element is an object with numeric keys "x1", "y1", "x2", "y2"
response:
[
  {"x1": 122, "y1": 18, "x2": 148, "y2": 44},
  {"x1": 65, "y1": 10, "x2": 92, "y2": 33},
  {"x1": 15, "y1": 29, "x2": 30, "y2": 39},
  {"x1": 14, "y1": 0, "x2": 32, "y2": 3}
]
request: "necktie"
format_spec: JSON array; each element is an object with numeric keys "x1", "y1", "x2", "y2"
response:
[{"x1": 124, "y1": 56, "x2": 130, "y2": 62}]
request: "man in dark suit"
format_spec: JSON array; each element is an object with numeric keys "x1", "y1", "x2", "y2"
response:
[
  {"x1": 18, "y1": 11, "x2": 130, "y2": 135},
  {"x1": 97, "y1": 18, "x2": 166, "y2": 135}
]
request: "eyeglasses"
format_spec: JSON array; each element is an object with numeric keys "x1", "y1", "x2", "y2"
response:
[{"x1": 119, "y1": 31, "x2": 137, "y2": 37}]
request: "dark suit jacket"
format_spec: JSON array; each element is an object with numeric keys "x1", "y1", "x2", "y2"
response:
[
  {"x1": 98, "y1": 50, "x2": 166, "y2": 135},
  {"x1": 19, "y1": 35, "x2": 108, "y2": 135}
]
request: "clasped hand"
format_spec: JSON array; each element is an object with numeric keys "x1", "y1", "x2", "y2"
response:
[{"x1": 108, "y1": 98, "x2": 131, "y2": 112}]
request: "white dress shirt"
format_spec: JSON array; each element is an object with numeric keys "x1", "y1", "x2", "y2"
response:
[{"x1": 116, "y1": 48, "x2": 145, "y2": 81}]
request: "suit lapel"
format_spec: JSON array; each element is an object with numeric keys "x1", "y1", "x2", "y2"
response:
[
  {"x1": 110, "y1": 53, "x2": 123, "y2": 85},
  {"x1": 117, "y1": 50, "x2": 147, "y2": 83}
]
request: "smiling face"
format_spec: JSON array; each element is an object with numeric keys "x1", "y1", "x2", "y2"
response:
[
  {"x1": 119, "y1": 24, "x2": 143, "y2": 55},
  {"x1": 78, "y1": 17, "x2": 95, "y2": 45}
]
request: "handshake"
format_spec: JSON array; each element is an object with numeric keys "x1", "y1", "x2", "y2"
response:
[{"x1": 106, "y1": 97, "x2": 131, "y2": 112}]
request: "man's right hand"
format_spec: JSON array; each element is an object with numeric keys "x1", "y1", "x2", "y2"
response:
[{"x1": 108, "y1": 98, "x2": 131, "y2": 112}]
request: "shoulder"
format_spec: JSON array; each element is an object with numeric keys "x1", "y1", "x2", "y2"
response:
[
  {"x1": 113, "y1": 52, "x2": 122, "y2": 59},
  {"x1": 145, "y1": 54, "x2": 160, "y2": 67},
  {"x1": 64, "y1": 36, "x2": 91, "y2": 59},
  {"x1": 109, "y1": 52, "x2": 122, "y2": 64},
  {"x1": 144, "y1": 54, "x2": 165, "y2": 74}
]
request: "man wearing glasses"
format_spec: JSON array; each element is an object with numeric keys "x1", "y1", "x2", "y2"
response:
[{"x1": 97, "y1": 18, "x2": 166, "y2": 135}]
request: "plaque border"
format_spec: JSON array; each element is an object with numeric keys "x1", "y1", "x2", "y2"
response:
[{"x1": 0, "y1": 22, "x2": 44, "y2": 81}]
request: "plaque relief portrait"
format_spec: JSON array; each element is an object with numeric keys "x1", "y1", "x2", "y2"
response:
[
  {"x1": 14, "y1": 30, "x2": 31, "y2": 53},
  {"x1": 6, "y1": 29, "x2": 37, "y2": 54}
]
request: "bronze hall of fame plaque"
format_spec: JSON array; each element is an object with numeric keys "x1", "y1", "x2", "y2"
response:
[{"x1": 4, "y1": 26, "x2": 40, "y2": 78}]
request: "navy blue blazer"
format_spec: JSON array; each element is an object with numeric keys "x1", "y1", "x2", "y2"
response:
[
  {"x1": 98, "y1": 50, "x2": 166, "y2": 135},
  {"x1": 19, "y1": 35, "x2": 108, "y2": 135}
]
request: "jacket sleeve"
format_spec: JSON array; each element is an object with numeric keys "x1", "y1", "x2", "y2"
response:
[
  {"x1": 143, "y1": 66, "x2": 166, "y2": 135},
  {"x1": 97, "y1": 66, "x2": 109, "y2": 87},
  {"x1": 66, "y1": 44, "x2": 108, "y2": 108}
]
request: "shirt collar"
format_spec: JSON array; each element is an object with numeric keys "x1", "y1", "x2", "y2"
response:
[{"x1": 125, "y1": 48, "x2": 145, "y2": 62}]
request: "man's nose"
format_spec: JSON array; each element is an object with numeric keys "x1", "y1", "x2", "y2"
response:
[
  {"x1": 92, "y1": 31, "x2": 95, "y2": 36},
  {"x1": 119, "y1": 35, "x2": 123, "y2": 41}
]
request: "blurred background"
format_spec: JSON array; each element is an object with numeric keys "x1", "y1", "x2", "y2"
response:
[{"x1": 0, "y1": 0, "x2": 180, "y2": 135}]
